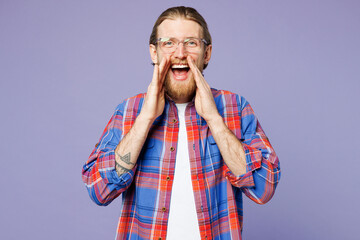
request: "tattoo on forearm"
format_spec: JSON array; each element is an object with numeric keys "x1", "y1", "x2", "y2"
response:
[
  {"x1": 116, "y1": 152, "x2": 134, "y2": 165},
  {"x1": 115, "y1": 152, "x2": 133, "y2": 176},
  {"x1": 115, "y1": 161, "x2": 131, "y2": 175}
]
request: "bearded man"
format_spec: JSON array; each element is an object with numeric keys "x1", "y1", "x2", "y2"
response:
[{"x1": 82, "y1": 6, "x2": 281, "y2": 240}]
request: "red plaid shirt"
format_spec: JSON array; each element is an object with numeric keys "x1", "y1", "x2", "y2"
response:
[{"x1": 82, "y1": 89, "x2": 281, "y2": 240}]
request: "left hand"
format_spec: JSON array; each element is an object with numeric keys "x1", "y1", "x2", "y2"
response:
[{"x1": 187, "y1": 56, "x2": 221, "y2": 123}]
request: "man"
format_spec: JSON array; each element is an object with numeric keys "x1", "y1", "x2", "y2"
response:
[{"x1": 82, "y1": 6, "x2": 280, "y2": 240}]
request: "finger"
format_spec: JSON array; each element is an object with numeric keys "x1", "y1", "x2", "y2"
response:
[
  {"x1": 163, "y1": 55, "x2": 171, "y2": 72},
  {"x1": 187, "y1": 56, "x2": 206, "y2": 85},
  {"x1": 159, "y1": 56, "x2": 170, "y2": 76},
  {"x1": 187, "y1": 56, "x2": 209, "y2": 89},
  {"x1": 187, "y1": 56, "x2": 201, "y2": 77},
  {"x1": 158, "y1": 55, "x2": 171, "y2": 85},
  {"x1": 151, "y1": 63, "x2": 159, "y2": 84},
  {"x1": 151, "y1": 56, "x2": 169, "y2": 87},
  {"x1": 158, "y1": 55, "x2": 167, "y2": 73}
]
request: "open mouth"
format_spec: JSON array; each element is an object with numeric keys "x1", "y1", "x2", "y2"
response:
[{"x1": 171, "y1": 64, "x2": 190, "y2": 81}]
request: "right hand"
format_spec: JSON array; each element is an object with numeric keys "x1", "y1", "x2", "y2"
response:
[{"x1": 140, "y1": 56, "x2": 171, "y2": 122}]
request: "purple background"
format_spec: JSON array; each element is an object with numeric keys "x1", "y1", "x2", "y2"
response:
[{"x1": 1, "y1": 0, "x2": 359, "y2": 239}]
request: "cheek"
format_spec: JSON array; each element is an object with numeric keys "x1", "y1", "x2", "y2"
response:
[
  {"x1": 192, "y1": 52, "x2": 205, "y2": 64},
  {"x1": 195, "y1": 57, "x2": 205, "y2": 69},
  {"x1": 156, "y1": 51, "x2": 166, "y2": 63},
  {"x1": 188, "y1": 53, "x2": 198, "y2": 62},
  {"x1": 155, "y1": 54, "x2": 161, "y2": 63}
]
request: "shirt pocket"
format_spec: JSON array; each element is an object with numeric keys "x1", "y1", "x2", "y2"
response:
[
  {"x1": 203, "y1": 135, "x2": 223, "y2": 187},
  {"x1": 207, "y1": 134, "x2": 221, "y2": 158},
  {"x1": 138, "y1": 138, "x2": 162, "y2": 174},
  {"x1": 135, "y1": 138, "x2": 161, "y2": 212},
  {"x1": 139, "y1": 137, "x2": 158, "y2": 160}
]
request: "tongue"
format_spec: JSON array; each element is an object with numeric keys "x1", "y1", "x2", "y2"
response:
[{"x1": 173, "y1": 69, "x2": 188, "y2": 76}]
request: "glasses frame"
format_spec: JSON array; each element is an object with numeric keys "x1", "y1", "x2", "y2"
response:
[{"x1": 155, "y1": 37, "x2": 208, "y2": 54}]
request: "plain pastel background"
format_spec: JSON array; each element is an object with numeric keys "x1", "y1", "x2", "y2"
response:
[{"x1": 0, "y1": 0, "x2": 359, "y2": 239}]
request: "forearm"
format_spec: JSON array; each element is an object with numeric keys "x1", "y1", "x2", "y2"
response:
[
  {"x1": 114, "y1": 112, "x2": 154, "y2": 176},
  {"x1": 207, "y1": 115, "x2": 247, "y2": 176},
  {"x1": 113, "y1": 56, "x2": 170, "y2": 176}
]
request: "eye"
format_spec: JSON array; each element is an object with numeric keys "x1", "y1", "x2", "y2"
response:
[
  {"x1": 162, "y1": 40, "x2": 175, "y2": 48},
  {"x1": 185, "y1": 39, "x2": 199, "y2": 47}
]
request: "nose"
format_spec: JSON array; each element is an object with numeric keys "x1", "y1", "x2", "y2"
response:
[{"x1": 173, "y1": 42, "x2": 187, "y2": 59}]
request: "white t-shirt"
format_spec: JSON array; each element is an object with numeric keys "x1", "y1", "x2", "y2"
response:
[{"x1": 166, "y1": 103, "x2": 201, "y2": 240}]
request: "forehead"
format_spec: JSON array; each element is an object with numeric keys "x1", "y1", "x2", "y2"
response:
[{"x1": 157, "y1": 18, "x2": 202, "y2": 39}]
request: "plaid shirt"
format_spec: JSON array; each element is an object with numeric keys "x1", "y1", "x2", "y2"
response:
[{"x1": 82, "y1": 89, "x2": 281, "y2": 240}]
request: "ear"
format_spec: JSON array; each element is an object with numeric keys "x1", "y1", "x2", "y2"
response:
[
  {"x1": 204, "y1": 44, "x2": 212, "y2": 65},
  {"x1": 149, "y1": 44, "x2": 158, "y2": 64}
]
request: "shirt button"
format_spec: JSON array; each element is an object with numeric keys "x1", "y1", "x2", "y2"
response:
[
  {"x1": 166, "y1": 176, "x2": 171, "y2": 181},
  {"x1": 172, "y1": 118, "x2": 177, "y2": 123},
  {"x1": 170, "y1": 146, "x2": 175, "y2": 151},
  {"x1": 162, "y1": 207, "x2": 167, "y2": 212}
]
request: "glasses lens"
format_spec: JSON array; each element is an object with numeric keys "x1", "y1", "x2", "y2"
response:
[
  {"x1": 184, "y1": 38, "x2": 201, "y2": 50},
  {"x1": 158, "y1": 38, "x2": 203, "y2": 53}
]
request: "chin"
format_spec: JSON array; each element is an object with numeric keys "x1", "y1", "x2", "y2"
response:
[{"x1": 164, "y1": 75, "x2": 196, "y2": 103}]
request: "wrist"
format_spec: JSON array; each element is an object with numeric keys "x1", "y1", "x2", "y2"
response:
[
  {"x1": 206, "y1": 114, "x2": 224, "y2": 131},
  {"x1": 136, "y1": 112, "x2": 155, "y2": 129},
  {"x1": 137, "y1": 109, "x2": 155, "y2": 121}
]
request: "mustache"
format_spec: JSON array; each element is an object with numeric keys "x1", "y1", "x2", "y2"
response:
[
  {"x1": 170, "y1": 60, "x2": 189, "y2": 65},
  {"x1": 151, "y1": 60, "x2": 191, "y2": 66}
]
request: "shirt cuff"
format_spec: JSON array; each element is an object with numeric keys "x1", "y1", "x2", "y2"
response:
[
  {"x1": 98, "y1": 149, "x2": 137, "y2": 190},
  {"x1": 223, "y1": 143, "x2": 262, "y2": 188}
]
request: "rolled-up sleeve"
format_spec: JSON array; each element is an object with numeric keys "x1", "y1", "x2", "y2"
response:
[
  {"x1": 224, "y1": 96, "x2": 281, "y2": 204},
  {"x1": 82, "y1": 102, "x2": 137, "y2": 206}
]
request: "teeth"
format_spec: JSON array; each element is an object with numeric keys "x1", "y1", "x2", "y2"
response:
[{"x1": 171, "y1": 64, "x2": 189, "y2": 69}]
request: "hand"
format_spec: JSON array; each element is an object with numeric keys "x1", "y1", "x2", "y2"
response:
[
  {"x1": 140, "y1": 56, "x2": 171, "y2": 122},
  {"x1": 187, "y1": 56, "x2": 221, "y2": 123}
]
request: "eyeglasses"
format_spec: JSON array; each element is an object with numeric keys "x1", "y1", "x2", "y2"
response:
[{"x1": 155, "y1": 37, "x2": 208, "y2": 54}]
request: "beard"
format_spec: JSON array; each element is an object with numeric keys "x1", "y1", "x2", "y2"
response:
[{"x1": 164, "y1": 71, "x2": 197, "y2": 103}]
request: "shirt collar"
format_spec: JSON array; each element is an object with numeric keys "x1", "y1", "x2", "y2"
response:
[{"x1": 164, "y1": 93, "x2": 195, "y2": 106}]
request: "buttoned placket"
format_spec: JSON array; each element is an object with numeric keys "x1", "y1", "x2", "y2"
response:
[
  {"x1": 187, "y1": 104, "x2": 212, "y2": 240},
  {"x1": 158, "y1": 102, "x2": 179, "y2": 240}
]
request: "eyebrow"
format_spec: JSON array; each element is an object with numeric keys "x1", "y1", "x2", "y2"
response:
[{"x1": 161, "y1": 36, "x2": 199, "y2": 39}]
